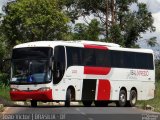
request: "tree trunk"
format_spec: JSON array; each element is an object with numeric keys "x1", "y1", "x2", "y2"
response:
[
  {"x1": 111, "y1": 0, "x2": 115, "y2": 25},
  {"x1": 105, "y1": 0, "x2": 109, "y2": 39}
]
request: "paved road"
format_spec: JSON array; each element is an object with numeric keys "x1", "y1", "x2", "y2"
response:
[{"x1": 1, "y1": 105, "x2": 160, "y2": 120}]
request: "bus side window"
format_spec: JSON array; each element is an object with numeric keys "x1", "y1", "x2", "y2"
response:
[
  {"x1": 66, "y1": 47, "x2": 81, "y2": 67},
  {"x1": 82, "y1": 48, "x2": 95, "y2": 66},
  {"x1": 53, "y1": 46, "x2": 66, "y2": 84}
]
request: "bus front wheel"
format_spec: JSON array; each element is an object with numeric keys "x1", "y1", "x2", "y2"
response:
[
  {"x1": 31, "y1": 100, "x2": 37, "y2": 107},
  {"x1": 65, "y1": 89, "x2": 72, "y2": 107}
]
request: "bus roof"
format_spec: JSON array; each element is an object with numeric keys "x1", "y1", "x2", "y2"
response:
[{"x1": 13, "y1": 40, "x2": 154, "y2": 54}]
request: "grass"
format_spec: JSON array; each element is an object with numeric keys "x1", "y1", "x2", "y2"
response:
[
  {"x1": 137, "y1": 81, "x2": 160, "y2": 112},
  {"x1": 0, "y1": 85, "x2": 10, "y2": 112},
  {"x1": 0, "y1": 85, "x2": 10, "y2": 101}
]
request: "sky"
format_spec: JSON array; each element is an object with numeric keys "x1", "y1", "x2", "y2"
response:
[
  {"x1": 0, "y1": 0, "x2": 160, "y2": 47},
  {"x1": 0, "y1": 0, "x2": 7, "y2": 13}
]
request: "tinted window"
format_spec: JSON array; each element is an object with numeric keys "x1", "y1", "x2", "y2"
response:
[
  {"x1": 110, "y1": 51, "x2": 124, "y2": 68},
  {"x1": 53, "y1": 46, "x2": 66, "y2": 84},
  {"x1": 66, "y1": 47, "x2": 111, "y2": 67},
  {"x1": 66, "y1": 47, "x2": 82, "y2": 67},
  {"x1": 12, "y1": 47, "x2": 53, "y2": 59},
  {"x1": 135, "y1": 53, "x2": 153, "y2": 69},
  {"x1": 123, "y1": 52, "x2": 136, "y2": 68},
  {"x1": 66, "y1": 46, "x2": 154, "y2": 70},
  {"x1": 110, "y1": 51, "x2": 153, "y2": 70},
  {"x1": 82, "y1": 48, "x2": 95, "y2": 66},
  {"x1": 147, "y1": 54, "x2": 154, "y2": 69},
  {"x1": 95, "y1": 49, "x2": 110, "y2": 67}
]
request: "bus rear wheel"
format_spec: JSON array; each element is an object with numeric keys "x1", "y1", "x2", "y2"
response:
[
  {"x1": 117, "y1": 90, "x2": 127, "y2": 107},
  {"x1": 31, "y1": 100, "x2": 37, "y2": 107},
  {"x1": 65, "y1": 89, "x2": 72, "y2": 107},
  {"x1": 128, "y1": 90, "x2": 137, "y2": 107},
  {"x1": 82, "y1": 101, "x2": 92, "y2": 107}
]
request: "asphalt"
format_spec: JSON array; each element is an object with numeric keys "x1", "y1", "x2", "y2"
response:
[{"x1": 1, "y1": 105, "x2": 160, "y2": 120}]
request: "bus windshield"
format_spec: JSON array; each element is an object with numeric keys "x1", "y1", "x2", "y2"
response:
[{"x1": 11, "y1": 47, "x2": 53, "y2": 84}]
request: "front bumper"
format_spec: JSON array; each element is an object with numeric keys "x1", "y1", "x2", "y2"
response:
[{"x1": 10, "y1": 89, "x2": 52, "y2": 101}]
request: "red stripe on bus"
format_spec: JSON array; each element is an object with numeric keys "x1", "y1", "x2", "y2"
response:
[
  {"x1": 84, "y1": 44, "x2": 108, "y2": 50},
  {"x1": 84, "y1": 66, "x2": 111, "y2": 75},
  {"x1": 10, "y1": 89, "x2": 52, "y2": 101},
  {"x1": 97, "y1": 80, "x2": 111, "y2": 100}
]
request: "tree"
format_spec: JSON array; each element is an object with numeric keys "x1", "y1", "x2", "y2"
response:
[
  {"x1": 1, "y1": 0, "x2": 69, "y2": 48},
  {"x1": 73, "y1": 23, "x2": 88, "y2": 40},
  {"x1": 87, "y1": 19, "x2": 101, "y2": 40},
  {"x1": 121, "y1": 3, "x2": 155, "y2": 47},
  {"x1": 65, "y1": 0, "x2": 155, "y2": 47},
  {"x1": 73, "y1": 19, "x2": 101, "y2": 40},
  {"x1": 0, "y1": 18, "x2": 7, "y2": 59}
]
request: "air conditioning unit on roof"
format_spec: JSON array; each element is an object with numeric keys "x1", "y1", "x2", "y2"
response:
[{"x1": 77, "y1": 40, "x2": 121, "y2": 47}]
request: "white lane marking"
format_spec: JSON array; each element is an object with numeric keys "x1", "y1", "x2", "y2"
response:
[
  {"x1": 81, "y1": 112, "x2": 86, "y2": 115},
  {"x1": 75, "y1": 108, "x2": 86, "y2": 115},
  {"x1": 88, "y1": 117, "x2": 94, "y2": 120},
  {"x1": 75, "y1": 108, "x2": 80, "y2": 111}
]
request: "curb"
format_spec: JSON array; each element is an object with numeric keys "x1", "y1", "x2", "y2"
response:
[{"x1": 14, "y1": 101, "x2": 80, "y2": 106}]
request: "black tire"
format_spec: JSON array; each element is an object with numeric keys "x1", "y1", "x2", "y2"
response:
[
  {"x1": 117, "y1": 90, "x2": 127, "y2": 107},
  {"x1": 128, "y1": 90, "x2": 137, "y2": 107},
  {"x1": 31, "y1": 100, "x2": 37, "y2": 107},
  {"x1": 94, "y1": 101, "x2": 108, "y2": 107},
  {"x1": 65, "y1": 89, "x2": 72, "y2": 107},
  {"x1": 82, "y1": 101, "x2": 92, "y2": 107}
]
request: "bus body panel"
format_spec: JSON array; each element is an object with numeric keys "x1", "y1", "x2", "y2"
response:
[{"x1": 10, "y1": 41, "x2": 155, "y2": 105}]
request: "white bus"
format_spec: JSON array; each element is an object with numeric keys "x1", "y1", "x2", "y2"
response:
[{"x1": 10, "y1": 40, "x2": 155, "y2": 107}]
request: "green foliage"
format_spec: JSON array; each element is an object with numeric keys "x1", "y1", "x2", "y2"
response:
[
  {"x1": 111, "y1": 2, "x2": 155, "y2": 47},
  {"x1": 2, "y1": 0, "x2": 69, "y2": 48},
  {"x1": 0, "y1": 86, "x2": 10, "y2": 101},
  {"x1": 66, "y1": 0, "x2": 155, "y2": 47},
  {"x1": 0, "y1": 73, "x2": 9, "y2": 86},
  {"x1": 123, "y1": 3, "x2": 155, "y2": 47},
  {"x1": 155, "y1": 60, "x2": 160, "y2": 81},
  {"x1": 0, "y1": 39, "x2": 6, "y2": 59},
  {"x1": 147, "y1": 37, "x2": 157, "y2": 47},
  {"x1": 108, "y1": 24, "x2": 125, "y2": 46},
  {"x1": 73, "y1": 23, "x2": 88, "y2": 40},
  {"x1": 0, "y1": 30, "x2": 8, "y2": 71},
  {"x1": 73, "y1": 19, "x2": 101, "y2": 41},
  {"x1": 87, "y1": 19, "x2": 101, "y2": 40}
]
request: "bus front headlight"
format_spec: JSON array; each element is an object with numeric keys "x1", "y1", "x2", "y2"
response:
[
  {"x1": 10, "y1": 88, "x2": 19, "y2": 92},
  {"x1": 38, "y1": 87, "x2": 51, "y2": 92}
]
